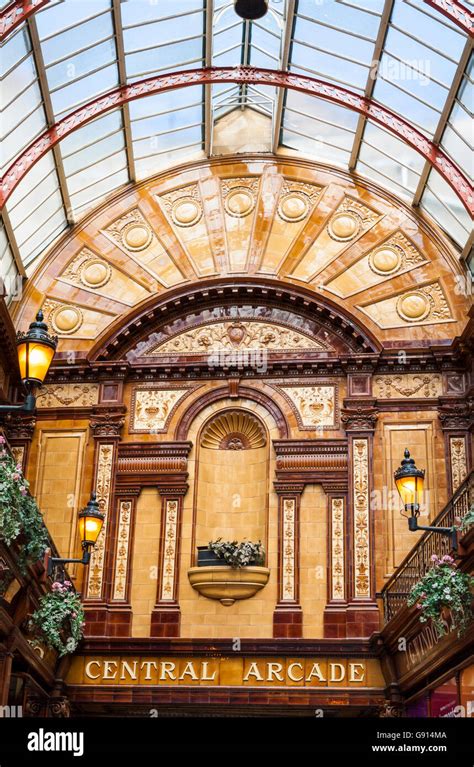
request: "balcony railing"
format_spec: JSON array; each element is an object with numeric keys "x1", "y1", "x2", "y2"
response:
[{"x1": 380, "y1": 471, "x2": 473, "y2": 624}]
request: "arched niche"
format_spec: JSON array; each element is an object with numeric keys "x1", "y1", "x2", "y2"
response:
[{"x1": 195, "y1": 408, "x2": 269, "y2": 551}]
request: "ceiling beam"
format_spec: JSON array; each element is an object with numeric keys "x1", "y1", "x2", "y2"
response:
[
  {"x1": 0, "y1": 0, "x2": 50, "y2": 42},
  {"x1": 1, "y1": 66, "x2": 472, "y2": 215},
  {"x1": 112, "y1": 0, "x2": 136, "y2": 184},
  {"x1": 348, "y1": 0, "x2": 394, "y2": 171},
  {"x1": 272, "y1": 0, "x2": 296, "y2": 153},
  {"x1": 412, "y1": 37, "x2": 472, "y2": 207},
  {"x1": 204, "y1": 0, "x2": 214, "y2": 156},
  {"x1": 0, "y1": 207, "x2": 26, "y2": 279},
  {"x1": 27, "y1": 14, "x2": 74, "y2": 225}
]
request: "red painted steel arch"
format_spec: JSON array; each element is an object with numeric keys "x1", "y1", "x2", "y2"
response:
[
  {"x1": 1, "y1": 66, "x2": 473, "y2": 214},
  {"x1": 1, "y1": 0, "x2": 472, "y2": 41}
]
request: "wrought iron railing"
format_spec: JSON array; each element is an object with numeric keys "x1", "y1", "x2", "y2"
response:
[{"x1": 381, "y1": 471, "x2": 473, "y2": 623}]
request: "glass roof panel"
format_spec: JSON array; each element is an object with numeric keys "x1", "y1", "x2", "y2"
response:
[{"x1": 421, "y1": 169, "x2": 472, "y2": 248}]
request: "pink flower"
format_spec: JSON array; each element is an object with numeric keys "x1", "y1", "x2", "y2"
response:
[
  {"x1": 16, "y1": 464, "x2": 22, "y2": 471},
  {"x1": 64, "y1": 580, "x2": 72, "y2": 588},
  {"x1": 416, "y1": 603, "x2": 423, "y2": 610},
  {"x1": 71, "y1": 612, "x2": 77, "y2": 618},
  {"x1": 0, "y1": 436, "x2": 5, "y2": 444},
  {"x1": 442, "y1": 555, "x2": 454, "y2": 564},
  {"x1": 431, "y1": 554, "x2": 439, "y2": 563},
  {"x1": 52, "y1": 581, "x2": 62, "y2": 591},
  {"x1": 12, "y1": 473, "x2": 20, "y2": 481},
  {"x1": 20, "y1": 487, "x2": 27, "y2": 496}
]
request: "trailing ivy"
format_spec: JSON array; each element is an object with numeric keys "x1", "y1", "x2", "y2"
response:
[
  {"x1": 30, "y1": 581, "x2": 85, "y2": 656},
  {"x1": 208, "y1": 538, "x2": 265, "y2": 568},
  {"x1": 457, "y1": 506, "x2": 474, "y2": 534},
  {"x1": 0, "y1": 436, "x2": 49, "y2": 571},
  {"x1": 407, "y1": 554, "x2": 474, "y2": 638}
]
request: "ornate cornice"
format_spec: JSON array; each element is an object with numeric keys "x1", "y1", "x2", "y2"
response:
[
  {"x1": 341, "y1": 400, "x2": 378, "y2": 432},
  {"x1": 438, "y1": 397, "x2": 473, "y2": 430},
  {"x1": 89, "y1": 406, "x2": 126, "y2": 439},
  {"x1": 2, "y1": 413, "x2": 36, "y2": 441}
]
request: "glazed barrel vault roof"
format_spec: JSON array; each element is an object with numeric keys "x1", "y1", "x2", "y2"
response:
[{"x1": 1, "y1": 0, "x2": 472, "y2": 340}]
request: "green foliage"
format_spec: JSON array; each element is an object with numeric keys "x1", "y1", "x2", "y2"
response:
[
  {"x1": 30, "y1": 581, "x2": 85, "y2": 656},
  {"x1": 407, "y1": 554, "x2": 474, "y2": 638},
  {"x1": 457, "y1": 506, "x2": 474, "y2": 534},
  {"x1": 0, "y1": 437, "x2": 48, "y2": 571},
  {"x1": 208, "y1": 538, "x2": 265, "y2": 568}
]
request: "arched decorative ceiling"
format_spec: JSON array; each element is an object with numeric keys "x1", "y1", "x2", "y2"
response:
[
  {"x1": 1, "y1": 0, "x2": 472, "y2": 292},
  {"x1": 12, "y1": 157, "x2": 470, "y2": 356}
]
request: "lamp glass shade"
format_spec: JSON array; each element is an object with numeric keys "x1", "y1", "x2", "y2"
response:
[
  {"x1": 78, "y1": 497, "x2": 104, "y2": 547},
  {"x1": 17, "y1": 340, "x2": 55, "y2": 385},
  {"x1": 395, "y1": 474, "x2": 424, "y2": 509}
]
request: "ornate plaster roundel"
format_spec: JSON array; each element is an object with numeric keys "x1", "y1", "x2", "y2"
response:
[
  {"x1": 278, "y1": 192, "x2": 309, "y2": 222},
  {"x1": 328, "y1": 212, "x2": 360, "y2": 241},
  {"x1": 80, "y1": 259, "x2": 112, "y2": 289},
  {"x1": 397, "y1": 291, "x2": 430, "y2": 322},
  {"x1": 121, "y1": 222, "x2": 153, "y2": 251},
  {"x1": 50, "y1": 305, "x2": 83, "y2": 335},
  {"x1": 369, "y1": 245, "x2": 402, "y2": 276},
  {"x1": 171, "y1": 197, "x2": 203, "y2": 227},
  {"x1": 200, "y1": 410, "x2": 266, "y2": 450},
  {"x1": 224, "y1": 187, "x2": 255, "y2": 217}
]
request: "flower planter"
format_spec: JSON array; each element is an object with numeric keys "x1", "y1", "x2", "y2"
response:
[{"x1": 188, "y1": 565, "x2": 270, "y2": 605}]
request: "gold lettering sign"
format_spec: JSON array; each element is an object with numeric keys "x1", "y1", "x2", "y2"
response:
[{"x1": 66, "y1": 656, "x2": 384, "y2": 688}]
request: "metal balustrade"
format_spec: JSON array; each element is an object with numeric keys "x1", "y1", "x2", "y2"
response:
[{"x1": 380, "y1": 471, "x2": 474, "y2": 623}]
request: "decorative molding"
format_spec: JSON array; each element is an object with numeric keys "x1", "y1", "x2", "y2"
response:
[
  {"x1": 275, "y1": 384, "x2": 336, "y2": 429},
  {"x1": 86, "y1": 443, "x2": 114, "y2": 600},
  {"x1": 61, "y1": 249, "x2": 112, "y2": 289},
  {"x1": 42, "y1": 299, "x2": 83, "y2": 335},
  {"x1": 10, "y1": 445, "x2": 25, "y2": 468},
  {"x1": 36, "y1": 383, "x2": 99, "y2": 408},
  {"x1": 373, "y1": 374, "x2": 442, "y2": 399},
  {"x1": 160, "y1": 499, "x2": 179, "y2": 602},
  {"x1": 327, "y1": 196, "x2": 380, "y2": 242},
  {"x1": 104, "y1": 208, "x2": 153, "y2": 252},
  {"x1": 146, "y1": 320, "x2": 327, "y2": 356},
  {"x1": 449, "y1": 436, "x2": 468, "y2": 492},
  {"x1": 352, "y1": 438, "x2": 370, "y2": 600},
  {"x1": 438, "y1": 398, "x2": 472, "y2": 430},
  {"x1": 282, "y1": 498, "x2": 296, "y2": 602},
  {"x1": 367, "y1": 231, "x2": 426, "y2": 276},
  {"x1": 331, "y1": 498, "x2": 345, "y2": 601},
  {"x1": 221, "y1": 177, "x2": 259, "y2": 218},
  {"x1": 277, "y1": 180, "x2": 323, "y2": 222},
  {"x1": 341, "y1": 401, "x2": 378, "y2": 432},
  {"x1": 200, "y1": 410, "x2": 266, "y2": 450},
  {"x1": 396, "y1": 282, "x2": 451, "y2": 323},
  {"x1": 157, "y1": 183, "x2": 203, "y2": 228},
  {"x1": 112, "y1": 500, "x2": 133, "y2": 601},
  {"x1": 130, "y1": 385, "x2": 195, "y2": 433},
  {"x1": 3, "y1": 414, "x2": 36, "y2": 441},
  {"x1": 89, "y1": 408, "x2": 125, "y2": 439}
]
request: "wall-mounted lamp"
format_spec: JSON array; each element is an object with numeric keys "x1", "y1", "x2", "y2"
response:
[
  {"x1": 46, "y1": 493, "x2": 104, "y2": 576},
  {"x1": 0, "y1": 311, "x2": 57, "y2": 415},
  {"x1": 394, "y1": 449, "x2": 457, "y2": 551}
]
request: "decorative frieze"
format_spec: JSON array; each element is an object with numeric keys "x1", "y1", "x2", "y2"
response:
[
  {"x1": 276, "y1": 384, "x2": 336, "y2": 429},
  {"x1": 86, "y1": 443, "x2": 114, "y2": 600},
  {"x1": 130, "y1": 386, "x2": 194, "y2": 433},
  {"x1": 146, "y1": 320, "x2": 326, "y2": 355},
  {"x1": 160, "y1": 499, "x2": 179, "y2": 602},
  {"x1": 449, "y1": 436, "x2": 468, "y2": 492},
  {"x1": 112, "y1": 501, "x2": 133, "y2": 601},
  {"x1": 282, "y1": 498, "x2": 296, "y2": 602},
  {"x1": 327, "y1": 196, "x2": 380, "y2": 242},
  {"x1": 36, "y1": 383, "x2": 99, "y2": 408},
  {"x1": 341, "y1": 401, "x2": 378, "y2": 432},
  {"x1": 157, "y1": 183, "x2": 203, "y2": 228},
  {"x1": 373, "y1": 374, "x2": 442, "y2": 399},
  {"x1": 331, "y1": 498, "x2": 345, "y2": 601},
  {"x1": 277, "y1": 181, "x2": 323, "y2": 222},
  {"x1": 61, "y1": 248, "x2": 112, "y2": 290},
  {"x1": 352, "y1": 438, "x2": 370, "y2": 600},
  {"x1": 221, "y1": 177, "x2": 259, "y2": 218}
]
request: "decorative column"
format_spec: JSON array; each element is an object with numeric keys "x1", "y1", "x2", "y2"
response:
[
  {"x1": 107, "y1": 487, "x2": 141, "y2": 636},
  {"x1": 3, "y1": 413, "x2": 36, "y2": 474},
  {"x1": 0, "y1": 646, "x2": 13, "y2": 707},
  {"x1": 438, "y1": 396, "x2": 472, "y2": 496},
  {"x1": 83, "y1": 406, "x2": 124, "y2": 637},
  {"x1": 150, "y1": 484, "x2": 188, "y2": 637},
  {"x1": 341, "y1": 399, "x2": 380, "y2": 637},
  {"x1": 273, "y1": 482, "x2": 304, "y2": 638},
  {"x1": 323, "y1": 494, "x2": 348, "y2": 638}
]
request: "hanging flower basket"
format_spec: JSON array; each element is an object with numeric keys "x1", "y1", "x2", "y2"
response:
[
  {"x1": 407, "y1": 555, "x2": 474, "y2": 638},
  {"x1": 29, "y1": 581, "x2": 85, "y2": 657}
]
